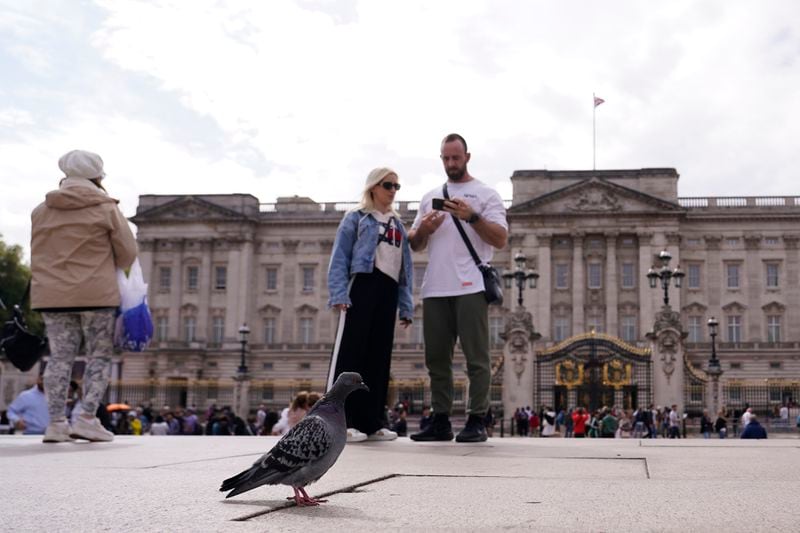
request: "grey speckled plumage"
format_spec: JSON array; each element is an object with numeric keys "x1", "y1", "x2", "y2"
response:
[{"x1": 220, "y1": 372, "x2": 368, "y2": 505}]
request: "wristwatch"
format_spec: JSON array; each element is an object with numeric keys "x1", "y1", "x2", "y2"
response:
[{"x1": 466, "y1": 212, "x2": 481, "y2": 224}]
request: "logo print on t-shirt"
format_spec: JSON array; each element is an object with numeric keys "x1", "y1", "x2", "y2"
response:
[{"x1": 378, "y1": 218, "x2": 402, "y2": 248}]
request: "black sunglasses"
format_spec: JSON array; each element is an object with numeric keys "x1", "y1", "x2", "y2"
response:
[{"x1": 380, "y1": 182, "x2": 401, "y2": 191}]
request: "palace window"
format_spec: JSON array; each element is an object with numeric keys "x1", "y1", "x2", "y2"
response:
[
  {"x1": 183, "y1": 316, "x2": 197, "y2": 343},
  {"x1": 587, "y1": 315, "x2": 604, "y2": 333},
  {"x1": 159, "y1": 267, "x2": 171, "y2": 291},
  {"x1": 687, "y1": 264, "x2": 701, "y2": 289},
  {"x1": 726, "y1": 264, "x2": 740, "y2": 289},
  {"x1": 156, "y1": 316, "x2": 169, "y2": 342},
  {"x1": 621, "y1": 262, "x2": 635, "y2": 289},
  {"x1": 687, "y1": 316, "x2": 702, "y2": 343},
  {"x1": 588, "y1": 263, "x2": 603, "y2": 289},
  {"x1": 299, "y1": 317, "x2": 314, "y2": 344},
  {"x1": 186, "y1": 266, "x2": 199, "y2": 291},
  {"x1": 214, "y1": 266, "x2": 227, "y2": 290},
  {"x1": 726, "y1": 315, "x2": 742, "y2": 342},
  {"x1": 302, "y1": 266, "x2": 315, "y2": 292},
  {"x1": 620, "y1": 315, "x2": 637, "y2": 342},
  {"x1": 266, "y1": 267, "x2": 278, "y2": 291},
  {"x1": 264, "y1": 317, "x2": 277, "y2": 345},
  {"x1": 554, "y1": 263, "x2": 569, "y2": 289},
  {"x1": 767, "y1": 315, "x2": 781, "y2": 343},
  {"x1": 211, "y1": 316, "x2": 225, "y2": 345},
  {"x1": 553, "y1": 317, "x2": 570, "y2": 342},
  {"x1": 765, "y1": 263, "x2": 779, "y2": 288}
]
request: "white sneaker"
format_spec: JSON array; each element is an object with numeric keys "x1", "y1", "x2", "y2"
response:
[
  {"x1": 70, "y1": 416, "x2": 114, "y2": 442},
  {"x1": 346, "y1": 428, "x2": 367, "y2": 442},
  {"x1": 367, "y1": 428, "x2": 398, "y2": 441},
  {"x1": 43, "y1": 421, "x2": 74, "y2": 443}
]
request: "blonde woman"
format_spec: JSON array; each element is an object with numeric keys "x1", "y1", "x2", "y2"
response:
[{"x1": 326, "y1": 168, "x2": 413, "y2": 442}]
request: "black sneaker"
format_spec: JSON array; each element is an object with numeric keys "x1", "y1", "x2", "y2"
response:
[
  {"x1": 455, "y1": 414, "x2": 488, "y2": 443},
  {"x1": 410, "y1": 413, "x2": 454, "y2": 441}
]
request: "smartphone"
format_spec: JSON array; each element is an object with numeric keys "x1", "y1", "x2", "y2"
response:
[{"x1": 431, "y1": 198, "x2": 446, "y2": 210}]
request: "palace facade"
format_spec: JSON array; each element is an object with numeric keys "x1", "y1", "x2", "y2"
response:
[{"x1": 4, "y1": 168, "x2": 798, "y2": 415}]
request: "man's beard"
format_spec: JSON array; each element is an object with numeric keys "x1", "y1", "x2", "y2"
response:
[{"x1": 446, "y1": 167, "x2": 466, "y2": 181}]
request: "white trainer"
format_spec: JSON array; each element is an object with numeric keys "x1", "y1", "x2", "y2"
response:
[
  {"x1": 367, "y1": 428, "x2": 398, "y2": 441},
  {"x1": 43, "y1": 421, "x2": 74, "y2": 443},
  {"x1": 346, "y1": 428, "x2": 367, "y2": 442},
  {"x1": 70, "y1": 416, "x2": 114, "y2": 442}
]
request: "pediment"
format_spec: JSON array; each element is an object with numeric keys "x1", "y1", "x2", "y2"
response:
[
  {"x1": 509, "y1": 177, "x2": 682, "y2": 215},
  {"x1": 132, "y1": 196, "x2": 247, "y2": 223},
  {"x1": 258, "y1": 304, "x2": 282, "y2": 315},
  {"x1": 682, "y1": 302, "x2": 707, "y2": 314}
]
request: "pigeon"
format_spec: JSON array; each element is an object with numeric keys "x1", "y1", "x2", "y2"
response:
[{"x1": 219, "y1": 371, "x2": 368, "y2": 506}]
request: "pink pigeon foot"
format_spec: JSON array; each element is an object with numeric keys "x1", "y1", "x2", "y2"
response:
[{"x1": 289, "y1": 487, "x2": 328, "y2": 506}]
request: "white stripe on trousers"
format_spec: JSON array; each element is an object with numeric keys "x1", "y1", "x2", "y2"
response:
[{"x1": 326, "y1": 276, "x2": 355, "y2": 391}]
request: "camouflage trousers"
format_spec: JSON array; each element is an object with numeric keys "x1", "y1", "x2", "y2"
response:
[{"x1": 42, "y1": 309, "x2": 115, "y2": 422}]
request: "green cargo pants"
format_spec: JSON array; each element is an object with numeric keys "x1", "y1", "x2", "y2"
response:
[{"x1": 423, "y1": 292, "x2": 490, "y2": 417}]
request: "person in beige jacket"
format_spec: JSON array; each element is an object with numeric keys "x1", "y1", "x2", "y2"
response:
[{"x1": 31, "y1": 149, "x2": 138, "y2": 443}]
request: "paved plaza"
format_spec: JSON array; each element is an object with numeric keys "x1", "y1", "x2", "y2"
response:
[{"x1": 3, "y1": 432, "x2": 798, "y2": 532}]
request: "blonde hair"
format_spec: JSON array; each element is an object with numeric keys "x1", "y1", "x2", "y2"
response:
[{"x1": 359, "y1": 167, "x2": 399, "y2": 215}]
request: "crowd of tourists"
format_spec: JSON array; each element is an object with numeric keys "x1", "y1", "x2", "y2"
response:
[{"x1": 510, "y1": 404, "x2": 782, "y2": 439}]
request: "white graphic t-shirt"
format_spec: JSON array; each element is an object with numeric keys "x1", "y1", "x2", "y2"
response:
[
  {"x1": 372, "y1": 211, "x2": 403, "y2": 283},
  {"x1": 411, "y1": 179, "x2": 507, "y2": 298}
]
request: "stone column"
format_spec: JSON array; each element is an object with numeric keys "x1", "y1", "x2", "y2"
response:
[
  {"x1": 500, "y1": 308, "x2": 540, "y2": 419},
  {"x1": 571, "y1": 233, "x2": 585, "y2": 333},
  {"x1": 198, "y1": 239, "x2": 212, "y2": 343},
  {"x1": 232, "y1": 372, "x2": 252, "y2": 419},
  {"x1": 744, "y1": 234, "x2": 762, "y2": 340},
  {"x1": 704, "y1": 235, "x2": 723, "y2": 311},
  {"x1": 605, "y1": 233, "x2": 619, "y2": 336},
  {"x1": 536, "y1": 234, "x2": 552, "y2": 340},
  {"x1": 784, "y1": 235, "x2": 800, "y2": 338},
  {"x1": 706, "y1": 368, "x2": 723, "y2": 416},
  {"x1": 637, "y1": 232, "x2": 655, "y2": 334},
  {"x1": 647, "y1": 306, "x2": 687, "y2": 411},
  {"x1": 169, "y1": 239, "x2": 185, "y2": 339}
]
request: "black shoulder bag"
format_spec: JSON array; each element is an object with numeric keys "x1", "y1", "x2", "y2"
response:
[
  {"x1": 442, "y1": 184, "x2": 503, "y2": 306},
  {"x1": 0, "y1": 281, "x2": 48, "y2": 372}
]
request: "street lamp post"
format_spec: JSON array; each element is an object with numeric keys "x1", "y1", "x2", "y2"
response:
[
  {"x1": 706, "y1": 317, "x2": 723, "y2": 415},
  {"x1": 233, "y1": 323, "x2": 251, "y2": 419},
  {"x1": 647, "y1": 250, "x2": 685, "y2": 307},
  {"x1": 502, "y1": 250, "x2": 539, "y2": 308},
  {"x1": 237, "y1": 324, "x2": 250, "y2": 374}
]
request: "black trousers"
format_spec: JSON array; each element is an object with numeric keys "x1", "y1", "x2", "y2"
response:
[{"x1": 327, "y1": 270, "x2": 398, "y2": 435}]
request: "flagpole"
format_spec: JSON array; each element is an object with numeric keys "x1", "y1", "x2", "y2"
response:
[{"x1": 592, "y1": 92, "x2": 596, "y2": 171}]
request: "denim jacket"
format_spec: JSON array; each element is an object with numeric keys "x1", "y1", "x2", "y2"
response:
[{"x1": 327, "y1": 209, "x2": 414, "y2": 320}]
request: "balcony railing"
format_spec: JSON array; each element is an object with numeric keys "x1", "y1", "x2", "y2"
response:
[{"x1": 678, "y1": 196, "x2": 800, "y2": 209}]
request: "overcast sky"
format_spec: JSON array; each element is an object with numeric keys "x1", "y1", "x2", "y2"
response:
[{"x1": 1, "y1": 1, "x2": 798, "y2": 259}]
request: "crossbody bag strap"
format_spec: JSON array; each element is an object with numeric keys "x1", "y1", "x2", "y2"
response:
[{"x1": 443, "y1": 184, "x2": 482, "y2": 267}]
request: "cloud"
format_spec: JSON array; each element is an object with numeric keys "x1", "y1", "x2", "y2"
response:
[{"x1": 1, "y1": 0, "x2": 799, "y2": 258}]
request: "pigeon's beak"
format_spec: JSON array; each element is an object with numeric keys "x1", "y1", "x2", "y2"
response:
[{"x1": 359, "y1": 381, "x2": 369, "y2": 392}]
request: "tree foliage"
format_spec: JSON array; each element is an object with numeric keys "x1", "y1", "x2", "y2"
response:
[{"x1": 0, "y1": 234, "x2": 44, "y2": 335}]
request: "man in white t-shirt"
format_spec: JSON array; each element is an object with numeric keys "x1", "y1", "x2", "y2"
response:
[{"x1": 408, "y1": 133, "x2": 508, "y2": 443}]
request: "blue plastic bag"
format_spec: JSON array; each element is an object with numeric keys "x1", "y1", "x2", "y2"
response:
[{"x1": 115, "y1": 259, "x2": 153, "y2": 352}]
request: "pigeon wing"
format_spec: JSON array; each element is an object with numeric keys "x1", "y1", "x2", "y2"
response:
[{"x1": 265, "y1": 414, "x2": 332, "y2": 474}]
